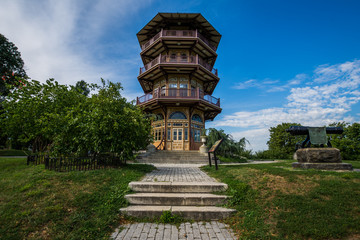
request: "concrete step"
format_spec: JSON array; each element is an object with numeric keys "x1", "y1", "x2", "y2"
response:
[
  {"x1": 120, "y1": 205, "x2": 236, "y2": 220},
  {"x1": 129, "y1": 181, "x2": 228, "y2": 193},
  {"x1": 125, "y1": 193, "x2": 228, "y2": 206},
  {"x1": 136, "y1": 151, "x2": 208, "y2": 164},
  {"x1": 137, "y1": 160, "x2": 207, "y2": 164}
]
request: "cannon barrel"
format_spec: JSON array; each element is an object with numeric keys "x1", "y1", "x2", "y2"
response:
[{"x1": 286, "y1": 126, "x2": 343, "y2": 136}]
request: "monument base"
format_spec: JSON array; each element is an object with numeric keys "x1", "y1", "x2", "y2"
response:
[
  {"x1": 293, "y1": 148, "x2": 353, "y2": 171},
  {"x1": 292, "y1": 162, "x2": 353, "y2": 171}
]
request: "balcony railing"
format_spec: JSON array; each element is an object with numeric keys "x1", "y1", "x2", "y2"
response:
[
  {"x1": 137, "y1": 87, "x2": 220, "y2": 107},
  {"x1": 139, "y1": 54, "x2": 218, "y2": 76},
  {"x1": 141, "y1": 29, "x2": 217, "y2": 52}
]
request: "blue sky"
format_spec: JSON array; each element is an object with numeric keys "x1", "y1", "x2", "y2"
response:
[{"x1": 1, "y1": 0, "x2": 360, "y2": 151}]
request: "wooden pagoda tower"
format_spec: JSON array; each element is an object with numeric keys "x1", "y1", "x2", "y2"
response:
[{"x1": 136, "y1": 13, "x2": 222, "y2": 151}]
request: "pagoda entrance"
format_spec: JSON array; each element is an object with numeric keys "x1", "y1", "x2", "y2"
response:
[{"x1": 172, "y1": 128, "x2": 183, "y2": 150}]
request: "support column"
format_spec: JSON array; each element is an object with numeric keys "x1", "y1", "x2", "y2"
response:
[{"x1": 162, "y1": 106, "x2": 167, "y2": 150}]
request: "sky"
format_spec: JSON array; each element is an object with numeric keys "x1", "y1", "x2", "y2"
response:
[{"x1": 1, "y1": 0, "x2": 360, "y2": 151}]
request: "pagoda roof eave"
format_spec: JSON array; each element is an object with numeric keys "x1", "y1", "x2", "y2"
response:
[{"x1": 136, "y1": 13, "x2": 221, "y2": 49}]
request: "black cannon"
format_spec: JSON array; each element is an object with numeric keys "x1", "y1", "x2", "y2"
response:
[{"x1": 286, "y1": 126, "x2": 343, "y2": 150}]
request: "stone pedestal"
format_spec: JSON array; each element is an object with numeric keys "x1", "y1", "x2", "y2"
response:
[
  {"x1": 293, "y1": 148, "x2": 353, "y2": 171},
  {"x1": 146, "y1": 144, "x2": 156, "y2": 153},
  {"x1": 199, "y1": 145, "x2": 208, "y2": 155}
]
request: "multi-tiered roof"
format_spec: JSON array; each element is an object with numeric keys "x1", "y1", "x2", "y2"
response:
[{"x1": 136, "y1": 12, "x2": 221, "y2": 121}]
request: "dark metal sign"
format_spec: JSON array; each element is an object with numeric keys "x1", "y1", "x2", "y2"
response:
[{"x1": 208, "y1": 139, "x2": 223, "y2": 170}]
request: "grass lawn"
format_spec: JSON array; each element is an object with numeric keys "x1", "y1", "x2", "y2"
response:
[
  {"x1": 0, "y1": 157, "x2": 154, "y2": 240},
  {"x1": 0, "y1": 149, "x2": 32, "y2": 156},
  {"x1": 203, "y1": 160, "x2": 360, "y2": 240},
  {"x1": 218, "y1": 156, "x2": 247, "y2": 163}
]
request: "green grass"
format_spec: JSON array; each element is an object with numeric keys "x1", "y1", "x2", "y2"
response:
[
  {"x1": 218, "y1": 156, "x2": 248, "y2": 163},
  {"x1": 0, "y1": 157, "x2": 154, "y2": 240},
  {"x1": 203, "y1": 160, "x2": 360, "y2": 240},
  {"x1": 0, "y1": 149, "x2": 32, "y2": 156}
]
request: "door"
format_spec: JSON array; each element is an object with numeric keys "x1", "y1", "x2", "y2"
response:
[{"x1": 172, "y1": 128, "x2": 183, "y2": 150}]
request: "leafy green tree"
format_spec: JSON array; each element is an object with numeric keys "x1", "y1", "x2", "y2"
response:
[
  {"x1": 1, "y1": 78, "x2": 151, "y2": 160},
  {"x1": 330, "y1": 122, "x2": 360, "y2": 160},
  {"x1": 0, "y1": 33, "x2": 27, "y2": 97},
  {"x1": 267, "y1": 122, "x2": 303, "y2": 159},
  {"x1": 74, "y1": 80, "x2": 90, "y2": 96},
  {"x1": 0, "y1": 34, "x2": 28, "y2": 148},
  {"x1": 206, "y1": 128, "x2": 250, "y2": 158}
]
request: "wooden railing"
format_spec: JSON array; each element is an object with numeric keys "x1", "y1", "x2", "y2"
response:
[
  {"x1": 141, "y1": 29, "x2": 217, "y2": 51},
  {"x1": 139, "y1": 54, "x2": 218, "y2": 76},
  {"x1": 137, "y1": 87, "x2": 220, "y2": 107}
]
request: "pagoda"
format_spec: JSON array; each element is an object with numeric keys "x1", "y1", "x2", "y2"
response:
[{"x1": 136, "y1": 13, "x2": 222, "y2": 151}]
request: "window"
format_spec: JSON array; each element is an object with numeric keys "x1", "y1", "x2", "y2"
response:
[
  {"x1": 178, "y1": 129, "x2": 182, "y2": 140},
  {"x1": 180, "y1": 83, "x2": 188, "y2": 97},
  {"x1": 169, "y1": 83, "x2": 177, "y2": 97},
  {"x1": 194, "y1": 129, "x2": 201, "y2": 142},
  {"x1": 169, "y1": 111, "x2": 187, "y2": 119},
  {"x1": 185, "y1": 128, "x2": 188, "y2": 141},
  {"x1": 173, "y1": 129, "x2": 177, "y2": 141},
  {"x1": 154, "y1": 129, "x2": 163, "y2": 141},
  {"x1": 192, "y1": 114, "x2": 202, "y2": 123},
  {"x1": 181, "y1": 53, "x2": 187, "y2": 62},
  {"x1": 167, "y1": 128, "x2": 171, "y2": 141},
  {"x1": 170, "y1": 53, "x2": 176, "y2": 62}
]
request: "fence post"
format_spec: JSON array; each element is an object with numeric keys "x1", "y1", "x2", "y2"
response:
[{"x1": 45, "y1": 156, "x2": 49, "y2": 169}]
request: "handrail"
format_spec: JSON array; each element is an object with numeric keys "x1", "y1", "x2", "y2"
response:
[
  {"x1": 139, "y1": 54, "x2": 218, "y2": 76},
  {"x1": 137, "y1": 87, "x2": 220, "y2": 107},
  {"x1": 141, "y1": 29, "x2": 217, "y2": 51}
]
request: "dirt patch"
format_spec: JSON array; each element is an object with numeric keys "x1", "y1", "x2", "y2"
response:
[
  {"x1": 346, "y1": 233, "x2": 360, "y2": 240},
  {"x1": 251, "y1": 172, "x2": 319, "y2": 196}
]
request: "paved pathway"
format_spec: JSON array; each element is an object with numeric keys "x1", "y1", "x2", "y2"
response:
[
  {"x1": 141, "y1": 164, "x2": 215, "y2": 182},
  {"x1": 111, "y1": 221, "x2": 237, "y2": 240},
  {"x1": 112, "y1": 164, "x2": 237, "y2": 239}
]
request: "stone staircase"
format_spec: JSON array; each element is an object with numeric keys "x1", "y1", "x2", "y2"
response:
[
  {"x1": 136, "y1": 150, "x2": 208, "y2": 164},
  {"x1": 120, "y1": 181, "x2": 236, "y2": 220}
]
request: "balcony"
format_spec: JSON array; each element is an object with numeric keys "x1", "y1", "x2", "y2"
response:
[
  {"x1": 141, "y1": 29, "x2": 217, "y2": 52},
  {"x1": 137, "y1": 87, "x2": 220, "y2": 107},
  {"x1": 139, "y1": 54, "x2": 218, "y2": 76}
]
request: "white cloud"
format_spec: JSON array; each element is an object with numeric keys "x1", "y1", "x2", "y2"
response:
[
  {"x1": 216, "y1": 59, "x2": 360, "y2": 151},
  {"x1": 0, "y1": 0, "x2": 150, "y2": 90},
  {"x1": 232, "y1": 128, "x2": 269, "y2": 151},
  {"x1": 233, "y1": 79, "x2": 258, "y2": 89},
  {"x1": 233, "y1": 75, "x2": 305, "y2": 92}
]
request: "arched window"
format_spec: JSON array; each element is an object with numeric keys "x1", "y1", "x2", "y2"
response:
[
  {"x1": 155, "y1": 113, "x2": 164, "y2": 121},
  {"x1": 169, "y1": 111, "x2": 187, "y2": 119},
  {"x1": 191, "y1": 114, "x2": 202, "y2": 123}
]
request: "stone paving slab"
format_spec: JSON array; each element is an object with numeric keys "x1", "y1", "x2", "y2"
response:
[
  {"x1": 111, "y1": 221, "x2": 237, "y2": 240},
  {"x1": 141, "y1": 165, "x2": 215, "y2": 182}
]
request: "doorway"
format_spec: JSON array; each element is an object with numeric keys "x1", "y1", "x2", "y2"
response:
[{"x1": 172, "y1": 128, "x2": 183, "y2": 150}]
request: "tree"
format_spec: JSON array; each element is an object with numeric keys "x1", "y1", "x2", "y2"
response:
[
  {"x1": 0, "y1": 33, "x2": 27, "y2": 97},
  {"x1": 0, "y1": 34, "x2": 28, "y2": 148},
  {"x1": 330, "y1": 122, "x2": 360, "y2": 160},
  {"x1": 206, "y1": 128, "x2": 250, "y2": 158},
  {"x1": 267, "y1": 122, "x2": 303, "y2": 159},
  {"x1": 74, "y1": 80, "x2": 90, "y2": 96},
  {"x1": 1, "y1": 78, "x2": 151, "y2": 160}
]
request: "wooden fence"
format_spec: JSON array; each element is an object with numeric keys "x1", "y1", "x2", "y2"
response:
[{"x1": 27, "y1": 155, "x2": 125, "y2": 172}]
